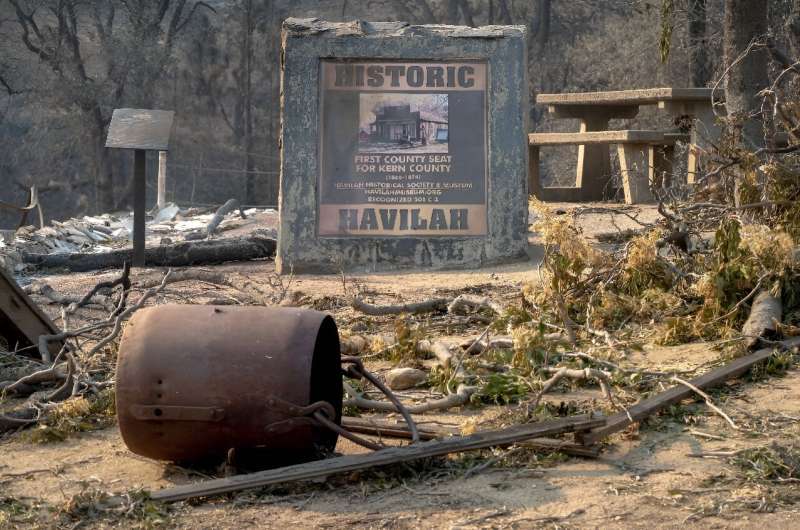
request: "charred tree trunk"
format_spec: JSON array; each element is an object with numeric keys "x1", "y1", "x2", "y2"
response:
[
  {"x1": 446, "y1": 0, "x2": 459, "y2": 24},
  {"x1": 723, "y1": 0, "x2": 769, "y2": 145},
  {"x1": 458, "y1": 0, "x2": 475, "y2": 26},
  {"x1": 688, "y1": 0, "x2": 710, "y2": 87},
  {"x1": 22, "y1": 232, "x2": 277, "y2": 272},
  {"x1": 789, "y1": 0, "x2": 800, "y2": 59},
  {"x1": 411, "y1": 0, "x2": 437, "y2": 23},
  {"x1": 265, "y1": 1, "x2": 281, "y2": 205},
  {"x1": 497, "y1": 0, "x2": 513, "y2": 24},
  {"x1": 91, "y1": 111, "x2": 115, "y2": 213},
  {"x1": 537, "y1": 0, "x2": 552, "y2": 52},
  {"x1": 243, "y1": 0, "x2": 256, "y2": 204}
]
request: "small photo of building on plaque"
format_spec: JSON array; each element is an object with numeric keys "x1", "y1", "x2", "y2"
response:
[{"x1": 359, "y1": 93, "x2": 448, "y2": 153}]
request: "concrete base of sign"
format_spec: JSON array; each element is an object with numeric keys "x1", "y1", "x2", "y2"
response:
[{"x1": 277, "y1": 19, "x2": 529, "y2": 274}]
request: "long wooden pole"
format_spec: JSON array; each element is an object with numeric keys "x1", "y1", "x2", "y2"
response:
[
  {"x1": 157, "y1": 151, "x2": 167, "y2": 210},
  {"x1": 150, "y1": 414, "x2": 605, "y2": 502},
  {"x1": 133, "y1": 150, "x2": 146, "y2": 267},
  {"x1": 580, "y1": 337, "x2": 800, "y2": 445}
]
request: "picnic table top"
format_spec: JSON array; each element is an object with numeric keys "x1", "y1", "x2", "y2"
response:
[
  {"x1": 536, "y1": 87, "x2": 716, "y2": 107},
  {"x1": 529, "y1": 130, "x2": 689, "y2": 145}
]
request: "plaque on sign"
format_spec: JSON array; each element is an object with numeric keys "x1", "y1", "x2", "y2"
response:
[
  {"x1": 318, "y1": 61, "x2": 487, "y2": 237},
  {"x1": 277, "y1": 19, "x2": 529, "y2": 273},
  {"x1": 105, "y1": 109, "x2": 175, "y2": 151}
]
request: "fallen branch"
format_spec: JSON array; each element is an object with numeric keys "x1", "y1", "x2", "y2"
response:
[
  {"x1": 343, "y1": 381, "x2": 477, "y2": 414},
  {"x1": 351, "y1": 297, "x2": 450, "y2": 316},
  {"x1": 70, "y1": 262, "x2": 131, "y2": 314},
  {"x1": 0, "y1": 410, "x2": 37, "y2": 433},
  {"x1": 459, "y1": 335, "x2": 514, "y2": 353},
  {"x1": 206, "y1": 198, "x2": 244, "y2": 237},
  {"x1": 1, "y1": 361, "x2": 67, "y2": 396},
  {"x1": 530, "y1": 367, "x2": 615, "y2": 410},
  {"x1": 446, "y1": 294, "x2": 504, "y2": 316},
  {"x1": 35, "y1": 270, "x2": 171, "y2": 363},
  {"x1": 25, "y1": 283, "x2": 112, "y2": 310},
  {"x1": 670, "y1": 376, "x2": 739, "y2": 430}
]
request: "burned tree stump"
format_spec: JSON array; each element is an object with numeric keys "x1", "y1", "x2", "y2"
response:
[{"x1": 741, "y1": 290, "x2": 782, "y2": 348}]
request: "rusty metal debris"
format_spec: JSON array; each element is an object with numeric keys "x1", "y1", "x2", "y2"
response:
[
  {"x1": 116, "y1": 305, "x2": 420, "y2": 464},
  {"x1": 116, "y1": 304, "x2": 344, "y2": 463}
]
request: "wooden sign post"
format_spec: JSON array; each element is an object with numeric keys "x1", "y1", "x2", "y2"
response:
[{"x1": 105, "y1": 109, "x2": 175, "y2": 267}]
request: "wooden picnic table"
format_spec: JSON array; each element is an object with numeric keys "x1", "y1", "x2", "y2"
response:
[{"x1": 536, "y1": 88, "x2": 722, "y2": 194}]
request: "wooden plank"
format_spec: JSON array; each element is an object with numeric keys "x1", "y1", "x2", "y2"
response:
[
  {"x1": 520, "y1": 438, "x2": 600, "y2": 458},
  {"x1": 547, "y1": 105, "x2": 639, "y2": 120},
  {"x1": 536, "y1": 88, "x2": 715, "y2": 107},
  {"x1": 150, "y1": 414, "x2": 606, "y2": 502},
  {"x1": 529, "y1": 131, "x2": 668, "y2": 146},
  {"x1": 342, "y1": 417, "x2": 599, "y2": 458},
  {"x1": 341, "y1": 416, "x2": 458, "y2": 441},
  {"x1": 580, "y1": 338, "x2": 800, "y2": 445},
  {"x1": 105, "y1": 109, "x2": 175, "y2": 151},
  {"x1": 617, "y1": 143, "x2": 655, "y2": 204},
  {"x1": 0, "y1": 267, "x2": 61, "y2": 357}
]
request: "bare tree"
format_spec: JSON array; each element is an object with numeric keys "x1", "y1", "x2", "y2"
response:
[
  {"x1": 496, "y1": 0, "x2": 513, "y2": 24},
  {"x1": 688, "y1": 0, "x2": 709, "y2": 87},
  {"x1": 789, "y1": 0, "x2": 800, "y2": 59},
  {"x1": 3, "y1": 0, "x2": 212, "y2": 213},
  {"x1": 723, "y1": 0, "x2": 769, "y2": 146}
]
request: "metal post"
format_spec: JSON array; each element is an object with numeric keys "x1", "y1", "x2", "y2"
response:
[
  {"x1": 157, "y1": 151, "x2": 167, "y2": 210},
  {"x1": 133, "y1": 149, "x2": 146, "y2": 267}
]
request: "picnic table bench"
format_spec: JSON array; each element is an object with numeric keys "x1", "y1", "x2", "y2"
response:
[
  {"x1": 529, "y1": 130, "x2": 689, "y2": 204},
  {"x1": 532, "y1": 88, "x2": 722, "y2": 203}
]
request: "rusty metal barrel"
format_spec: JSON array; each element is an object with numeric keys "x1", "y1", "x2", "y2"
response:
[{"x1": 116, "y1": 305, "x2": 342, "y2": 463}]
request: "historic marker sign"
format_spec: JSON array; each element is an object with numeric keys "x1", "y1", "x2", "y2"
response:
[
  {"x1": 278, "y1": 19, "x2": 528, "y2": 273},
  {"x1": 319, "y1": 61, "x2": 488, "y2": 237}
]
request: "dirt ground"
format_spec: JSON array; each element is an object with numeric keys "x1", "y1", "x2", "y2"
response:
[{"x1": 3, "y1": 203, "x2": 800, "y2": 529}]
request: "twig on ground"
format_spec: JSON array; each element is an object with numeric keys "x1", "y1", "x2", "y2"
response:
[
  {"x1": 529, "y1": 366, "x2": 630, "y2": 421},
  {"x1": 447, "y1": 324, "x2": 493, "y2": 388},
  {"x1": 670, "y1": 376, "x2": 739, "y2": 430}
]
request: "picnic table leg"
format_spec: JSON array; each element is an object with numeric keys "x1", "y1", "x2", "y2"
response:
[
  {"x1": 660, "y1": 101, "x2": 722, "y2": 185},
  {"x1": 528, "y1": 144, "x2": 541, "y2": 198},
  {"x1": 648, "y1": 144, "x2": 675, "y2": 193},
  {"x1": 687, "y1": 106, "x2": 722, "y2": 184},
  {"x1": 576, "y1": 115, "x2": 613, "y2": 201},
  {"x1": 617, "y1": 143, "x2": 655, "y2": 204}
]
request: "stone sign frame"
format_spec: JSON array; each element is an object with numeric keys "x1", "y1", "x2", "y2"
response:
[{"x1": 277, "y1": 18, "x2": 529, "y2": 273}]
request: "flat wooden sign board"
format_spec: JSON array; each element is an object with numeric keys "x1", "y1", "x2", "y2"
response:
[
  {"x1": 0, "y1": 267, "x2": 62, "y2": 356},
  {"x1": 105, "y1": 109, "x2": 175, "y2": 151}
]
